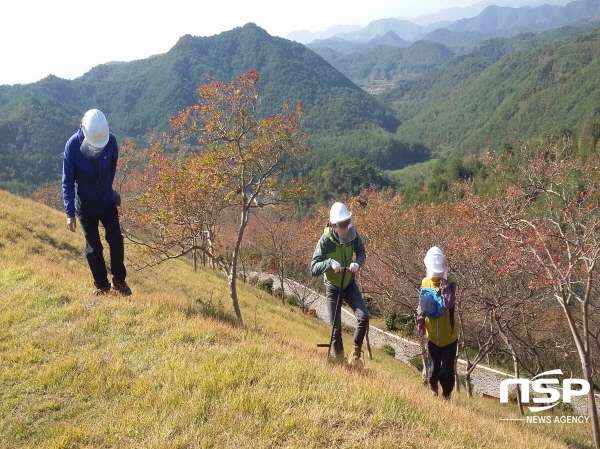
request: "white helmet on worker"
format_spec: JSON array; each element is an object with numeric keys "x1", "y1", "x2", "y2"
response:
[
  {"x1": 424, "y1": 246, "x2": 448, "y2": 279},
  {"x1": 81, "y1": 109, "x2": 110, "y2": 149},
  {"x1": 330, "y1": 202, "x2": 352, "y2": 225},
  {"x1": 329, "y1": 202, "x2": 356, "y2": 244}
]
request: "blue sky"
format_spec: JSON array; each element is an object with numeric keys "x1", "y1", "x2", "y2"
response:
[{"x1": 1, "y1": 0, "x2": 481, "y2": 85}]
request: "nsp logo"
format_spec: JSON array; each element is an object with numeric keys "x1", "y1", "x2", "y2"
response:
[{"x1": 499, "y1": 369, "x2": 589, "y2": 412}]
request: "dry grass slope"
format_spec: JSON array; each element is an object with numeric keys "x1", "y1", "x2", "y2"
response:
[{"x1": 0, "y1": 190, "x2": 594, "y2": 448}]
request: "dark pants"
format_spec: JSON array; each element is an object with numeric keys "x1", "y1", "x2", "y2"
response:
[
  {"x1": 326, "y1": 280, "x2": 369, "y2": 355},
  {"x1": 78, "y1": 204, "x2": 126, "y2": 288},
  {"x1": 427, "y1": 339, "x2": 458, "y2": 398}
]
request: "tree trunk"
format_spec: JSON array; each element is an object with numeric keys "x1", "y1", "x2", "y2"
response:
[
  {"x1": 495, "y1": 317, "x2": 524, "y2": 415},
  {"x1": 227, "y1": 272, "x2": 244, "y2": 324},
  {"x1": 192, "y1": 237, "x2": 197, "y2": 272},
  {"x1": 512, "y1": 352, "x2": 524, "y2": 415},
  {"x1": 584, "y1": 367, "x2": 600, "y2": 449},
  {"x1": 559, "y1": 291, "x2": 600, "y2": 449},
  {"x1": 225, "y1": 211, "x2": 248, "y2": 325},
  {"x1": 465, "y1": 371, "x2": 473, "y2": 397},
  {"x1": 278, "y1": 268, "x2": 286, "y2": 305}
]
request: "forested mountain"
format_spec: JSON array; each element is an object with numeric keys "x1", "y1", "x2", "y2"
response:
[
  {"x1": 4, "y1": 15, "x2": 600, "y2": 207},
  {"x1": 378, "y1": 25, "x2": 600, "y2": 155},
  {"x1": 311, "y1": 41, "x2": 456, "y2": 91},
  {"x1": 313, "y1": 20, "x2": 599, "y2": 91},
  {"x1": 0, "y1": 24, "x2": 412, "y2": 195}
]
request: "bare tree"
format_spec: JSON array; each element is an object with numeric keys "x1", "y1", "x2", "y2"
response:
[{"x1": 470, "y1": 134, "x2": 600, "y2": 447}]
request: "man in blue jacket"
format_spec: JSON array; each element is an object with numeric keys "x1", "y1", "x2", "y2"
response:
[{"x1": 62, "y1": 109, "x2": 131, "y2": 296}]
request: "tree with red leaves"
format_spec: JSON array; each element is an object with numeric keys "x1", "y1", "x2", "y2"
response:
[{"x1": 122, "y1": 71, "x2": 308, "y2": 324}]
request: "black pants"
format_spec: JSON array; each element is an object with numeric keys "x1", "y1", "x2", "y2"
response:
[
  {"x1": 427, "y1": 339, "x2": 458, "y2": 397},
  {"x1": 326, "y1": 280, "x2": 369, "y2": 355},
  {"x1": 78, "y1": 204, "x2": 126, "y2": 288}
]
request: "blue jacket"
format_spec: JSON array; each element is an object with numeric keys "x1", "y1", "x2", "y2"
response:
[{"x1": 62, "y1": 128, "x2": 118, "y2": 217}]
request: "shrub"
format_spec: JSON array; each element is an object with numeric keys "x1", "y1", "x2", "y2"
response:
[
  {"x1": 342, "y1": 323, "x2": 355, "y2": 334},
  {"x1": 396, "y1": 314, "x2": 415, "y2": 336},
  {"x1": 409, "y1": 355, "x2": 423, "y2": 372},
  {"x1": 384, "y1": 315, "x2": 397, "y2": 331},
  {"x1": 285, "y1": 294, "x2": 299, "y2": 307},
  {"x1": 381, "y1": 344, "x2": 396, "y2": 357},
  {"x1": 257, "y1": 278, "x2": 273, "y2": 295}
]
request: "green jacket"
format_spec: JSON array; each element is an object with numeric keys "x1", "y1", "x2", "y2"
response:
[{"x1": 310, "y1": 225, "x2": 366, "y2": 290}]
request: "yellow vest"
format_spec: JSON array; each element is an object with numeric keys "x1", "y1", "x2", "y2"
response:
[{"x1": 422, "y1": 277, "x2": 459, "y2": 347}]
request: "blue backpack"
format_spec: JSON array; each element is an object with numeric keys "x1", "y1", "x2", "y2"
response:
[{"x1": 419, "y1": 287, "x2": 445, "y2": 319}]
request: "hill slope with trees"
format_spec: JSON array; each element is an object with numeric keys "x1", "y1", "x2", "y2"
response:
[
  {"x1": 0, "y1": 24, "x2": 408, "y2": 195},
  {"x1": 381, "y1": 25, "x2": 600, "y2": 156}
]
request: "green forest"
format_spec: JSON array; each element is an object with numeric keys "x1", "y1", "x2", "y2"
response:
[{"x1": 2, "y1": 20, "x2": 600, "y2": 209}]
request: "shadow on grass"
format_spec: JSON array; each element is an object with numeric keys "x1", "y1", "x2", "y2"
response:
[
  {"x1": 564, "y1": 438, "x2": 594, "y2": 449},
  {"x1": 190, "y1": 295, "x2": 239, "y2": 327}
]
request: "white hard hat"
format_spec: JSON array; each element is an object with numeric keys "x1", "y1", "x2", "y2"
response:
[
  {"x1": 424, "y1": 246, "x2": 447, "y2": 278},
  {"x1": 81, "y1": 109, "x2": 109, "y2": 148},
  {"x1": 329, "y1": 202, "x2": 352, "y2": 224}
]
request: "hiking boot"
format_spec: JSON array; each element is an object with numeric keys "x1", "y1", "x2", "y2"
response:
[
  {"x1": 329, "y1": 345, "x2": 345, "y2": 364},
  {"x1": 92, "y1": 284, "x2": 111, "y2": 296},
  {"x1": 112, "y1": 278, "x2": 132, "y2": 296},
  {"x1": 329, "y1": 352, "x2": 345, "y2": 364},
  {"x1": 348, "y1": 345, "x2": 363, "y2": 367},
  {"x1": 429, "y1": 383, "x2": 439, "y2": 397}
]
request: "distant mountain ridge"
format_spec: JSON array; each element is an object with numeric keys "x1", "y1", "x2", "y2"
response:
[
  {"x1": 305, "y1": 0, "x2": 597, "y2": 52},
  {"x1": 287, "y1": 0, "x2": 571, "y2": 44},
  {"x1": 408, "y1": 0, "x2": 569, "y2": 26},
  {"x1": 448, "y1": 0, "x2": 600, "y2": 33},
  {"x1": 285, "y1": 25, "x2": 362, "y2": 45}
]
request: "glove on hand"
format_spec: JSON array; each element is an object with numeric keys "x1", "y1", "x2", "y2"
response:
[
  {"x1": 417, "y1": 324, "x2": 426, "y2": 337},
  {"x1": 349, "y1": 262, "x2": 360, "y2": 273},
  {"x1": 331, "y1": 259, "x2": 342, "y2": 273},
  {"x1": 66, "y1": 216, "x2": 77, "y2": 232}
]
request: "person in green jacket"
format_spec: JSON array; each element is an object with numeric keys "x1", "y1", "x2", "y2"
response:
[
  {"x1": 311, "y1": 202, "x2": 368, "y2": 365},
  {"x1": 416, "y1": 246, "x2": 458, "y2": 400}
]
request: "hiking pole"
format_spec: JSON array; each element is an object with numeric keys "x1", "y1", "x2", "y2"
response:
[
  {"x1": 317, "y1": 268, "x2": 348, "y2": 357},
  {"x1": 365, "y1": 327, "x2": 373, "y2": 360},
  {"x1": 357, "y1": 277, "x2": 373, "y2": 360}
]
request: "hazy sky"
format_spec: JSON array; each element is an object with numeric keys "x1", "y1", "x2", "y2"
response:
[{"x1": 1, "y1": 0, "x2": 480, "y2": 86}]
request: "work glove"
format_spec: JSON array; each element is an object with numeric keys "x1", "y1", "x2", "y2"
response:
[
  {"x1": 417, "y1": 324, "x2": 426, "y2": 337},
  {"x1": 349, "y1": 262, "x2": 360, "y2": 273},
  {"x1": 330, "y1": 259, "x2": 342, "y2": 273}
]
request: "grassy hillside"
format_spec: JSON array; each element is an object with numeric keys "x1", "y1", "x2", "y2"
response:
[{"x1": 0, "y1": 190, "x2": 594, "y2": 448}]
